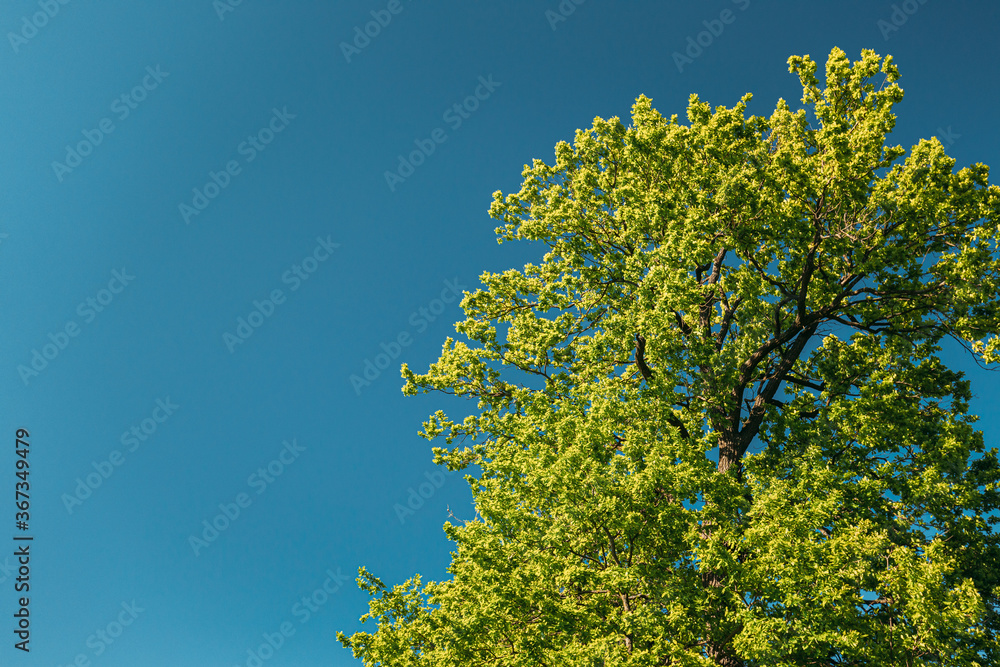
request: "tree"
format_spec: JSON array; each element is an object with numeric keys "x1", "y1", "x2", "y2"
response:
[{"x1": 338, "y1": 48, "x2": 1000, "y2": 666}]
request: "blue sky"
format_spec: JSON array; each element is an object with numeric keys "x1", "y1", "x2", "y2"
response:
[{"x1": 0, "y1": 1, "x2": 998, "y2": 665}]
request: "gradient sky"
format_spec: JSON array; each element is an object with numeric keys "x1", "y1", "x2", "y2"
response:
[{"x1": 1, "y1": 1, "x2": 998, "y2": 665}]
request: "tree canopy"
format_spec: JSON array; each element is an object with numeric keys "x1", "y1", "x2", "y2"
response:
[{"x1": 339, "y1": 48, "x2": 1000, "y2": 666}]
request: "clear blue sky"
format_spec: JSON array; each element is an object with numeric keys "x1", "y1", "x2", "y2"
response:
[{"x1": 0, "y1": 1, "x2": 997, "y2": 665}]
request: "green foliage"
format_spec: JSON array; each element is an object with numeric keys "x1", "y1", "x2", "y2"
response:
[{"x1": 338, "y1": 48, "x2": 1000, "y2": 666}]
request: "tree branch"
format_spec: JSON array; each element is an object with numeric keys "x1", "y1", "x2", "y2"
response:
[{"x1": 635, "y1": 334, "x2": 654, "y2": 381}]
